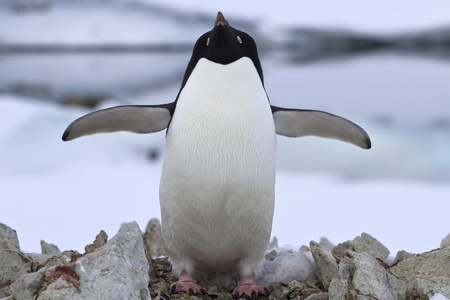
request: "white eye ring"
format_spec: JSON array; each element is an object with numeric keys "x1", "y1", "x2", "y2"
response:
[
  {"x1": 206, "y1": 37, "x2": 210, "y2": 46},
  {"x1": 237, "y1": 35, "x2": 242, "y2": 44}
]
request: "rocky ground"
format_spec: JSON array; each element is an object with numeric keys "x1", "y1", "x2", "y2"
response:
[{"x1": 1, "y1": 220, "x2": 449, "y2": 300}]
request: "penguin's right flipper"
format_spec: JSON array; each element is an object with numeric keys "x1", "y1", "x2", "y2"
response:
[
  {"x1": 272, "y1": 106, "x2": 371, "y2": 149},
  {"x1": 62, "y1": 104, "x2": 174, "y2": 141}
]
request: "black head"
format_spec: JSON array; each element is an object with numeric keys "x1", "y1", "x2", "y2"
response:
[{"x1": 180, "y1": 12, "x2": 264, "y2": 89}]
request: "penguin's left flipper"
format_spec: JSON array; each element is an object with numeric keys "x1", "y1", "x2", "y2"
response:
[
  {"x1": 272, "y1": 106, "x2": 371, "y2": 149},
  {"x1": 62, "y1": 104, "x2": 174, "y2": 141}
]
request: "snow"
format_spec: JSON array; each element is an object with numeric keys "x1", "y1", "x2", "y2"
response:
[
  {"x1": 431, "y1": 294, "x2": 450, "y2": 300},
  {"x1": 1, "y1": 0, "x2": 449, "y2": 259},
  {"x1": 1, "y1": 94, "x2": 449, "y2": 256},
  {"x1": 261, "y1": 249, "x2": 315, "y2": 285}
]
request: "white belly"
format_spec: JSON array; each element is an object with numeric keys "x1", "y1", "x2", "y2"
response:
[{"x1": 159, "y1": 58, "x2": 276, "y2": 276}]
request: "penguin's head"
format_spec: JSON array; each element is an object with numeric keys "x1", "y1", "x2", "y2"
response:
[{"x1": 181, "y1": 11, "x2": 264, "y2": 87}]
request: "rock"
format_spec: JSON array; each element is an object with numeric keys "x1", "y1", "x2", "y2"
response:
[
  {"x1": 332, "y1": 241, "x2": 353, "y2": 261},
  {"x1": 6, "y1": 222, "x2": 450, "y2": 300},
  {"x1": 0, "y1": 224, "x2": 32, "y2": 299},
  {"x1": 389, "y1": 250, "x2": 415, "y2": 267},
  {"x1": 319, "y1": 237, "x2": 335, "y2": 251},
  {"x1": 412, "y1": 277, "x2": 450, "y2": 299},
  {"x1": 266, "y1": 282, "x2": 286, "y2": 299},
  {"x1": 40, "y1": 240, "x2": 61, "y2": 256},
  {"x1": 351, "y1": 233, "x2": 390, "y2": 261},
  {"x1": 143, "y1": 218, "x2": 165, "y2": 257},
  {"x1": 299, "y1": 245, "x2": 310, "y2": 252},
  {"x1": 441, "y1": 232, "x2": 450, "y2": 248},
  {"x1": 84, "y1": 230, "x2": 108, "y2": 253},
  {"x1": 260, "y1": 248, "x2": 316, "y2": 285},
  {"x1": 0, "y1": 248, "x2": 32, "y2": 287},
  {"x1": 0, "y1": 223, "x2": 21, "y2": 252},
  {"x1": 284, "y1": 279, "x2": 309, "y2": 298},
  {"x1": 277, "y1": 285, "x2": 294, "y2": 300},
  {"x1": 265, "y1": 249, "x2": 278, "y2": 261},
  {"x1": 305, "y1": 292, "x2": 328, "y2": 300},
  {"x1": 328, "y1": 278, "x2": 348, "y2": 300},
  {"x1": 9, "y1": 267, "x2": 46, "y2": 300},
  {"x1": 353, "y1": 295, "x2": 373, "y2": 300},
  {"x1": 390, "y1": 248, "x2": 450, "y2": 281},
  {"x1": 338, "y1": 256, "x2": 355, "y2": 282},
  {"x1": 42, "y1": 250, "x2": 81, "y2": 269},
  {"x1": 310, "y1": 241, "x2": 339, "y2": 291},
  {"x1": 299, "y1": 287, "x2": 323, "y2": 299},
  {"x1": 268, "y1": 236, "x2": 278, "y2": 250},
  {"x1": 332, "y1": 233, "x2": 390, "y2": 262},
  {"x1": 288, "y1": 279, "x2": 308, "y2": 291},
  {"x1": 38, "y1": 275, "x2": 81, "y2": 300},
  {"x1": 214, "y1": 293, "x2": 233, "y2": 300},
  {"x1": 351, "y1": 252, "x2": 407, "y2": 300},
  {"x1": 37, "y1": 221, "x2": 150, "y2": 299}
]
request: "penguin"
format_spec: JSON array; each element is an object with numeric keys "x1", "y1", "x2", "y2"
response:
[{"x1": 63, "y1": 12, "x2": 371, "y2": 298}]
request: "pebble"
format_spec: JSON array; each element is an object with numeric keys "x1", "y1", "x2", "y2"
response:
[{"x1": 1, "y1": 222, "x2": 450, "y2": 300}]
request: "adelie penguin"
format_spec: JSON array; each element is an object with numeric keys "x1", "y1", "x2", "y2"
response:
[{"x1": 63, "y1": 12, "x2": 371, "y2": 298}]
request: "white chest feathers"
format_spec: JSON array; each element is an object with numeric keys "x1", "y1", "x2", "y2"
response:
[
  {"x1": 159, "y1": 57, "x2": 277, "y2": 274},
  {"x1": 163, "y1": 57, "x2": 276, "y2": 182}
]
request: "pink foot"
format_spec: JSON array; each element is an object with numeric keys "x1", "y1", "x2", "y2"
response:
[
  {"x1": 170, "y1": 270, "x2": 207, "y2": 296},
  {"x1": 232, "y1": 273, "x2": 270, "y2": 299}
]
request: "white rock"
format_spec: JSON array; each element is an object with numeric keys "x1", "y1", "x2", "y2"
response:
[
  {"x1": 352, "y1": 252, "x2": 406, "y2": 300},
  {"x1": 310, "y1": 241, "x2": 340, "y2": 291},
  {"x1": 37, "y1": 221, "x2": 150, "y2": 299},
  {"x1": 0, "y1": 249, "x2": 32, "y2": 286},
  {"x1": 40, "y1": 240, "x2": 61, "y2": 256},
  {"x1": 143, "y1": 218, "x2": 165, "y2": 257},
  {"x1": 37, "y1": 277, "x2": 82, "y2": 300},
  {"x1": 260, "y1": 248, "x2": 316, "y2": 285},
  {"x1": 9, "y1": 268, "x2": 46, "y2": 300},
  {"x1": 413, "y1": 277, "x2": 450, "y2": 299},
  {"x1": 0, "y1": 223, "x2": 20, "y2": 252},
  {"x1": 84, "y1": 230, "x2": 108, "y2": 253},
  {"x1": 390, "y1": 248, "x2": 450, "y2": 280},
  {"x1": 352, "y1": 233, "x2": 390, "y2": 261},
  {"x1": 319, "y1": 237, "x2": 335, "y2": 251},
  {"x1": 441, "y1": 232, "x2": 450, "y2": 249},
  {"x1": 328, "y1": 278, "x2": 347, "y2": 300}
]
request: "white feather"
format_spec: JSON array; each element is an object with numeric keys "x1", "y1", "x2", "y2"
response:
[{"x1": 159, "y1": 57, "x2": 276, "y2": 277}]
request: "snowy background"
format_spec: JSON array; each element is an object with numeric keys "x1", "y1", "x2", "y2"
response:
[{"x1": 1, "y1": 0, "x2": 450, "y2": 258}]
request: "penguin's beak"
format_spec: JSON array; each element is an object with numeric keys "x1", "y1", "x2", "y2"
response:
[{"x1": 215, "y1": 11, "x2": 229, "y2": 27}]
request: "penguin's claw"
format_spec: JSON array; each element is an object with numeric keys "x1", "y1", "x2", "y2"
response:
[
  {"x1": 232, "y1": 273, "x2": 269, "y2": 298},
  {"x1": 170, "y1": 270, "x2": 206, "y2": 296}
]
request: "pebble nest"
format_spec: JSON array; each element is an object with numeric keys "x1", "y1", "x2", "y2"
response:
[{"x1": 149, "y1": 256, "x2": 325, "y2": 300}]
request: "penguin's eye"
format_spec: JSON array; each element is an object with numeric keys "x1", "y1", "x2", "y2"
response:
[
  {"x1": 206, "y1": 37, "x2": 210, "y2": 46},
  {"x1": 237, "y1": 35, "x2": 242, "y2": 44}
]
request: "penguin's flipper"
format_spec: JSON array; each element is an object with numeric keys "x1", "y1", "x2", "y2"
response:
[
  {"x1": 62, "y1": 104, "x2": 174, "y2": 141},
  {"x1": 271, "y1": 106, "x2": 371, "y2": 149}
]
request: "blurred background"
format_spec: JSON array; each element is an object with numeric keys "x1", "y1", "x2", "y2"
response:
[{"x1": 1, "y1": 0, "x2": 449, "y2": 255}]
